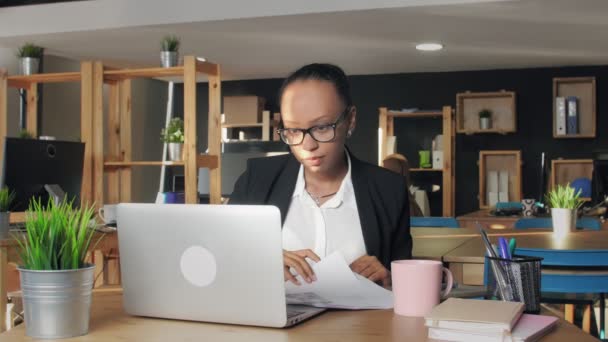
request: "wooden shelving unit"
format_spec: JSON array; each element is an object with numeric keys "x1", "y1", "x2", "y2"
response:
[
  {"x1": 550, "y1": 159, "x2": 593, "y2": 202},
  {"x1": 478, "y1": 150, "x2": 522, "y2": 209},
  {"x1": 553, "y1": 77, "x2": 596, "y2": 139},
  {"x1": 221, "y1": 110, "x2": 280, "y2": 141},
  {"x1": 0, "y1": 56, "x2": 223, "y2": 210},
  {"x1": 456, "y1": 90, "x2": 516, "y2": 134},
  {"x1": 378, "y1": 106, "x2": 455, "y2": 216},
  {"x1": 101, "y1": 56, "x2": 222, "y2": 205}
]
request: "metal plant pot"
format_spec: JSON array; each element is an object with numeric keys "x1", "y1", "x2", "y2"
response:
[
  {"x1": 479, "y1": 117, "x2": 492, "y2": 130},
  {"x1": 20, "y1": 57, "x2": 40, "y2": 75},
  {"x1": 18, "y1": 264, "x2": 95, "y2": 339},
  {"x1": 0, "y1": 211, "x2": 9, "y2": 239},
  {"x1": 168, "y1": 142, "x2": 183, "y2": 161},
  {"x1": 160, "y1": 51, "x2": 179, "y2": 68}
]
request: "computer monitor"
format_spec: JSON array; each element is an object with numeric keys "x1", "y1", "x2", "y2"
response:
[{"x1": 1, "y1": 138, "x2": 85, "y2": 211}]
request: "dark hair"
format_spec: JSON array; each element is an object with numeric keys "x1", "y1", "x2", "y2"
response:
[{"x1": 278, "y1": 63, "x2": 352, "y2": 109}]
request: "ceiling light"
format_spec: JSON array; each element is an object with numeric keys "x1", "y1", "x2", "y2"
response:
[{"x1": 415, "y1": 43, "x2": 443, "y2": 52}]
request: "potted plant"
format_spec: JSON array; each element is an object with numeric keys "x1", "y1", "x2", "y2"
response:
[
  {"x1": 14, "y1": 198, "x2": 99, "y2": 338},
  {"x1": 478, "y1": 109, "x2": 492, "y2": 130},
  {"x1": 545, "y1": 183, "x2": 584, "y2": 236},
  {"x1": 18, "y1": 129, "x2": 34, "y2": 139},
  {"x1": 161, "y1": 117, "x2": 185, "y2": 161},
  {"x1": 160, "y1": 35, "x2": 180, "y2": 68},
  {"x1": 16, "y1": 43, "x2": 44, "y2": 75},
  {"x1": 0, "y1": 187, "x2": 16, "y2": 239}
]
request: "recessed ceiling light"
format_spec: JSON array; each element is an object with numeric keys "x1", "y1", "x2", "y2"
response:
[{"x1": 415, "y1": 43, "x2": 443, "y2": 52}]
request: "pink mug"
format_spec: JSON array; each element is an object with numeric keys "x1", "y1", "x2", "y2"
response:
[{"x1": 391, "y1": 259, "x2": 453, "y2": 317}]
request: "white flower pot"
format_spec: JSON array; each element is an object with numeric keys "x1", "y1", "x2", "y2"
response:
[
  {"x1": 551, "y1": 208, "x2": 577, "y2": 236},
  {"x1": 479, "y1": 117, "x2": 492, "y2": 130}
]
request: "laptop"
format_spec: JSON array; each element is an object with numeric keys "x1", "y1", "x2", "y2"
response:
[{"x1": 116, "y1": 203, "x2": 326, "y2": 328}]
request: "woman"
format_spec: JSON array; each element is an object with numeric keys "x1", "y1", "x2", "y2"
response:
[{"x1": 229, "y1": 63, "x2": 411, "y2": 287}]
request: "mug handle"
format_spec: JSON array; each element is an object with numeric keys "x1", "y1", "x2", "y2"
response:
[
  {"x1": 441, "y1": 267, "x2": 454, "y2": 299},
  {"x1": 98, "y1": 208, "x2": 106, "y2": 222}
]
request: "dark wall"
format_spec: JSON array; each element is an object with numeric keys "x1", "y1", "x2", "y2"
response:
[{"x1": 175, "y1": 64, "x2": 607, "y2": 216}]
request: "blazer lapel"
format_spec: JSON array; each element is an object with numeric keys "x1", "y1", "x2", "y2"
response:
[
  {"x1": 267, "y1": 154, "x2": 300, "y2": 225},
  {"x1": 350, "y1": 153, "x2": 382, "y2": 258}
]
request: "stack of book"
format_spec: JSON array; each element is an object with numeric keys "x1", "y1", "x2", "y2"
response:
[{"x1": 425, "y1": 298, "x2": 558, "y2": 342}]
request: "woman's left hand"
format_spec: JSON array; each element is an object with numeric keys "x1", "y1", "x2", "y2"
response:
[{"x1": 349, "y1": 255, "x2": 391, "y2": 287}]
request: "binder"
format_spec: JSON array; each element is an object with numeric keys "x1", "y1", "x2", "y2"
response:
[
  {"x1": 555, "y1": 97, "x2": 566, "y2": 135},
  {"x1": 566, "y1": 96, "x2": 578, "y2": 135}
]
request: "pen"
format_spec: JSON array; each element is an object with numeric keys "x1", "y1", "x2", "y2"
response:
[
  {"x1": 509, "y1": 238, "x2": 516, "y2": 258},
  {"x1": 498, "y1": 237, "x2": 511, "y2": 260}
]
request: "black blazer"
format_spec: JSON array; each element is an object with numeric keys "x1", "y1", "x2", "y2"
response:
[{"x1": 229, "y1": 152, "x2": 412, "y2": 269}]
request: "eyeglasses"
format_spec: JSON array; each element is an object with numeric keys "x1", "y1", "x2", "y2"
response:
[{"x1": 277, "y1": 108, "x2": 349, "y2": 146}]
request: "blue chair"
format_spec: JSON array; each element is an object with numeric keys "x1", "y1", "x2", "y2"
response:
[
  {"x1": 410, "y1": 217, "x2": 459, "y2": 228},
  {"x1": 514, "y1": 217, "x2": 601, "y2": 230}
]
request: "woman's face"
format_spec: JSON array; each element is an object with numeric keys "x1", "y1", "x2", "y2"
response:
[{"x1": 280, "y1": 79, "x2": 356, "y2": 175}]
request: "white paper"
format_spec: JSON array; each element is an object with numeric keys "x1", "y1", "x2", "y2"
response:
[{"x1": 285, "y1": 252, "x2": 393, "y2": 310}]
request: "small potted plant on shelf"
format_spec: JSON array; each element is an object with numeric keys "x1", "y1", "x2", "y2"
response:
[
  {"x1": 14, "y1": 198, "x2": 99, "y2": 339},
  {"x1": 16, "y1": 42, "x2": 44, "y2": 75},
  {"x1": 161, "y1": 117, "x2": 185, "y2": 161},
  {"x1": 0, "y1": 187, "x2": 16, "y2": 239},
  {"x1": 545, "y1": 183, "x2": 584, "y2": 236},
  {"x1": 478, "y1": 109, "x2": 492, "y2": 130},
  {"x1": 160, "y1": 35, "x2": 180, "y2": 68},
  {"x1": 18, "y1": 129, "x2": 34, "y2": 139}
]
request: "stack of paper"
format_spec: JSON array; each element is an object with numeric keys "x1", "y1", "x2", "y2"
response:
[
  {"x1": 285, "y1": 252, "x2": 393, "y2": 310},
  {"x1": 426, "y1": 298, "x2": 557, "y2": 342}
]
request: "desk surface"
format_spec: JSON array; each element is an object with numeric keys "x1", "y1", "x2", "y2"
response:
[
  {"x1": 0, "y1": 291, "x2": 596, "y2": 342},
  {"x1": 443, "y1": 230, "x2": 608, "y2": 264}
]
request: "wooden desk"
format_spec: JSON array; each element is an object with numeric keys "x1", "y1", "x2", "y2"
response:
[
  {"x1": 443, "y1": 230, "x2": 608, "y2": 285},
  {"x1": 0, "y1": 291, "x2": 596, "y2": 341},
  {"x1": 0, "y1": 231, "x2": 118, "y2": 333},
  {"x1": 457, "y1": 209, "x2": 519, "y2": 229}
]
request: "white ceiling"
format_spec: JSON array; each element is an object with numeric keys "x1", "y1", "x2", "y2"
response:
[{"x1": 0, "y1": 0, "x2": 607, "y2": 80}]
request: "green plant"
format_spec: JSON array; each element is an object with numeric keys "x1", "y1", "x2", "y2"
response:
[
  {"x1": 545, "y1": 183, "x2": 584, "y2": 209},
  {"x1": 161, "y1": 35, "x2": 180, "y2": 52},
  {"x1": 0, "y1": 187, "x2": 16, "y2": 212},
  {"x1": 161, "y1": 117, "x2": 185, "y2": 143},
  {"x1": 14, "y1": 198, "x2": 100, "y2": 270},
  {"x1": 18, "y1": 129, "x2": 34, "y2": 139},
  {"x1": 16, "y1": 43, "x2": 44, "y2": 58},
  {"x1": 478, "y1": 109, "x2": 492, "y2": 119}
]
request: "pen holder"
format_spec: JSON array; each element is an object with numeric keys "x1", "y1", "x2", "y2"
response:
[{"x1": 486, "y1": 255, "x2": 543, "y2": 314}]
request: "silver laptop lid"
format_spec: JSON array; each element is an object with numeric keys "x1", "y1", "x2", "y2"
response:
[{"x1": 117, "y1": 204, "x2": 288, "y2": 327}]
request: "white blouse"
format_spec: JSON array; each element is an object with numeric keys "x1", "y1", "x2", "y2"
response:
[{"x1": 281, "y1": 153, "x2": 366, "y2": 265}]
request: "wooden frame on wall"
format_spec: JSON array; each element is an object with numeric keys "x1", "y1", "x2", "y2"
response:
[
  {"x1": 456, "y1": 90, "x2": 516, "y2": 134},
  {"x1": 550, "y1": 159, "x2": 593, "y2": 202},
  {"x1": 478, "y1": 150, "x2": 522, "y2": 209},
  {"x1": 552, "y1": 77, "x2": 596, "y2": 139}
]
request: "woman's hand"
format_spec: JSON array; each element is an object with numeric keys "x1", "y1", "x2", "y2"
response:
[
  {"x1": 350, "y1": 255, "x2": 391, "y2": 288},
  {"x1": 283, "y1": 249, "x2": 320, "y2": 285}
]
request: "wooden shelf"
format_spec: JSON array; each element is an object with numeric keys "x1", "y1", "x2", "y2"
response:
[
  {"x1": 104, "y1": 60, "x2": 218, "y2": 81},
  {"x1": 222, "y1": 123, "x2": 264, "y2": 128},
  {"x1": 104, "y1": 161, "x2": 185, "y2": 167},
  {"x1": 550, "y1": 159, "x2": 593, "y2": 198},
  {"x1": 103, "y1": 154, "x2": 219, "y2": 170},
  {"x1": 379, "y1": 106, "x2": 455, "y2": 216},
  {"x1": 411, "y1": 168, "x2": 443, "y2": 172},
  {"x1": 553, "y1": 77, "x2": 596, "y2": 139},
  {"x1": 456, "y1": 90, "x2": 516, "y2": 134},
  {"x1": 7, "y1": 72, "x2": 81, "y2": 88},
  {"x1": 478, "y1": 150, "x2": 522, "y2": 209},
  {"x1": 386, "y1": 111, "x2": 443, "y2": 118}
]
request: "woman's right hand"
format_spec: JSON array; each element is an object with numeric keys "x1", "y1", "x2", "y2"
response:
[{"x1": 283, "y1": 249, "x2": 320, "y2": 285}]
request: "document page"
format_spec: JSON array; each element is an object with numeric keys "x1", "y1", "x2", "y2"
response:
[{"x1": 285, "y1": 252, "x2": 393, "y2": 309}]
